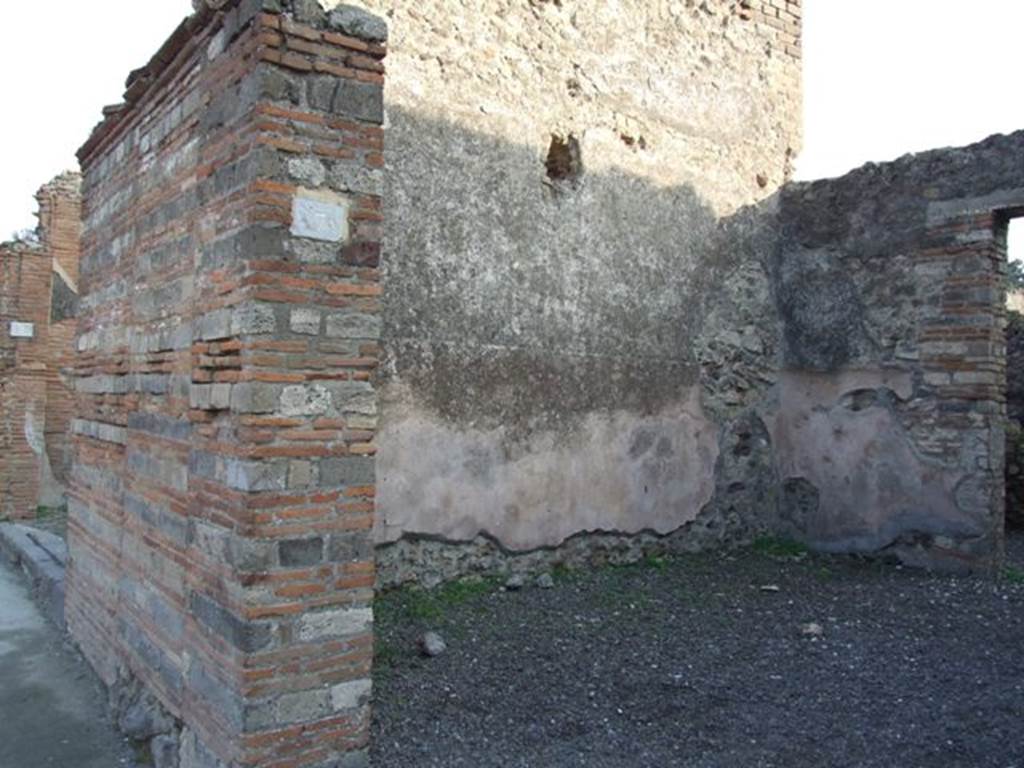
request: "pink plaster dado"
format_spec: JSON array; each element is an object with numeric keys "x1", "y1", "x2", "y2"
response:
[
  {"x1": 770, "y1": 369, "x2": 983, "y2": 552},
  {"x1": 375, "y1": 386, "x2": 719, "y2": 551}
]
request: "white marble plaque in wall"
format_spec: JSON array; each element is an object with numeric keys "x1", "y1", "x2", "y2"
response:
[
  {"x1": 291, "y1": 189, "x2": 351, "y2": 243},
  {"x1": 9, "y1": 321, "x2": 34, "y2": 338}
]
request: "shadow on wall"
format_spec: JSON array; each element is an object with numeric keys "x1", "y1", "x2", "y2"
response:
[
  {"x1": 374, "y1": 105, "x2": 787, "y2": 565},
  {"x1": 377, "y1": 112, "x2": 1023, "y2": 574}
]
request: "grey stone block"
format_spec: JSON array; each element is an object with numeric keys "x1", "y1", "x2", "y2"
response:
[
  {"x1": 290, "y1": 307, "x2": 322, "y2": 335},
  {"x1": 210, "y1": 383, "x2": 232, "y2": 410},
  {"x1": 280, "y1": 383, "x2": 332, "y2": 416},
  {"x1": 326, "y1": 313, "x2": 381, "y2": 340},
  {"x1": 186, "y1": 659, "x2": 242, "y2": 730},
  {"x1": 232, "y1": 303, "x2": 277, "y2": 335},
  {"x1": 119, "y1": 692, "x2": 174, "y2": 741},
  {"x1": 288, "y1": 459, "x2": 315, "y2": 488},
  {"x1": 127, "y1": 412, "x2": 192, "y2": 441},
  {"x1": 201, "y1": 226, "x2": 285, "y2": 270},
  {"x1": 288, "y1": 156, "x2": 326, "y2": 187},
  {"x1": 190, "y1": 384, "x2": 212, "y2": 410},
  {"x1": 230, "y1": 382, "x2": 281, "y2": 414},
  {"x1": 225, "y1": 458, "x2": 289, "y2": 492},
  {"x1": 291, "y1": 0, "x2": 325, "y2": 25},
  {"x1": 125, "y1": 493, "x2": 188, "y2": 548},
  {"x1": 330, "y1": 678, "x2": 372, "y2": 711},
  {"x1": 196, "y1": 309, "x2": 232, "y2": 341},
  {"x1": 328, "y1": 5, "x2": 388, "y2": 42},
  {"x1": 226, "y1": 536, "x2": 278, "y2": 573},
  {"x1": 277, "y1": 688, "x2": 331, "y2": 724},
  {"x1": 127, "y1": 449, "x2": 188, "y2": 493},
  {"x1": 330, "y1": 164, "x2": 383, "y2": 196},
  {"x1": 337, "y1": 749, "x2": 371, "y2": 768},
  {"x1": 188, "y1": 450, "x2": 218, "y2": 482},
  {"x1": 261, "y1": 64, "x2": 299, "y2": 103},
  {"x1": 334, "y1": 79, "x2": 383, "y2": 124},
  {"x1": 189, "y1": 592, "x2": 273, "y2": 653},
  {"x1": 327, "y1": 533, "x2": 372, "y2": 564},
  {"x1": 296, "y1": 606, "x2": 372, "y2": 642},
  {"x1": 120, "y1": 619, "x2": 185, "y2": 695},
  {"x1": 279, "y1": 537, "x2": 324, "y2": 567},
  {"x1": 308, "y1": 75, "x2": 337, "y2": 113},
  {"x1": 320, "y1": 456, "x2": 375, "y2": 487}
]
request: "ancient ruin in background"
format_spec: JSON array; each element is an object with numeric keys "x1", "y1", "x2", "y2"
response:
[{"x1": 0, "y1": 174, "x2": 80, "y2": 519}]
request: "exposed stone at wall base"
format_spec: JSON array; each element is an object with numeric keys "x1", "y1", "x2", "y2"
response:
[
  {"x1": 110, "y1": 671, "x2": 183, "y2": 768},
  {"x1": 376, "y1": 520, "x2": 756, "y2": 590},
  {"x1": 376, "y1": 408, "x2": 778, "y2": 589},
  {"x1": 376, "y1": 401, "x2": 779, "y2": 589}
]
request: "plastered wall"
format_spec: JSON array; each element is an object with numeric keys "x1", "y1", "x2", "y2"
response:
[{"x1": 346, "y1": 0, "x2": 803, "y2": 579}]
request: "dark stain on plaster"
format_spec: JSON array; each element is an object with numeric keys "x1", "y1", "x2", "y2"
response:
[
  {"x1": 377, "y1": 108, "x2": 752, "y2": 437},
  {"x1": 696, "y1": 409, "x2": 778, "y2": 542},
  {"x1": 771, "y1": 251, "x2": 875, "y2": 371},
  {"x1": 778, "y1": 477, "x2": 819, "y2": 537},
  {"x1": 385, "y1": 339, "x2": 699, "y2": 442}
]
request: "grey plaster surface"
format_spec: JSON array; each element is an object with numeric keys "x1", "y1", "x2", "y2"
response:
[{"x1": 0, "y1": 559, "x2": 134, "y2": 768}]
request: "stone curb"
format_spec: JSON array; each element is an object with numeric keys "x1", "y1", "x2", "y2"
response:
[{"x1": 0, "y1": 523, "x2": 68, "y2": 630}]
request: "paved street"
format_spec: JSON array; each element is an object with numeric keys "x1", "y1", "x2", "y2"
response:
[{"x1": 0, "y1": 559, "x2": 133, "y2": 768}]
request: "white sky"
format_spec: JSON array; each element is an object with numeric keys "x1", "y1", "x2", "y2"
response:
[{"x1": 0, "y1": 0, "x2": 1022, "y2": 255}]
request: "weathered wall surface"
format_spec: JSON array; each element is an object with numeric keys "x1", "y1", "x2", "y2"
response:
[
  {"x1": 38, "y1": 174, "x2": 83, "y2": 491},
  {"x1": 0, "y1": 174, "x2": 81, "y2": 518},
  {"x1": 340, "y1": 0, "x2": 803, "y2": 580},
  {"x1": 773, "y1": 131, "x2": 1024, "y2": 570},
  {"x1": 1, "y1": 242, "x2": 53, "y2": 517},
  {"x1": 68, "y1": 2, "x2": 386, "y2": 766}
]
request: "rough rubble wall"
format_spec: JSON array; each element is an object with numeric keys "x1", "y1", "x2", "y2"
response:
[
  {"x1": 773, "y1": 131, "x2": 1024, "y2": 571},
  {"x1": 342, "y1": 0, "x2": 802, "y2": 583},
  {"x1": 68, "y1": 2, "x2": 386, "y2": 766},
  {"x1": 0, "y1": 175, "x2": 81, "y2": 518}
]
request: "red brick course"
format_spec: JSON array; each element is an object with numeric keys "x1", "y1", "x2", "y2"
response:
[
  {"x1": 0, "y1": 174, "x2": 81, "y2": 518},
  {"x1": 68, "y1": 2, "x2": 386, "y2": 765}
]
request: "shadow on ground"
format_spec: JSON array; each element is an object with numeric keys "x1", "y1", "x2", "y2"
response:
[
  {"x1": 373, "y1": 533, "x2": 1024, "y2": 768},
  {"x1": 0, "y1": 558, "x2": 133, "y2": 768}
]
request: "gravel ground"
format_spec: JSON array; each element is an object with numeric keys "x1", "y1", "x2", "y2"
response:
[{"x1": 373, "y1": 533, "x2": 1024, "y2": 768}]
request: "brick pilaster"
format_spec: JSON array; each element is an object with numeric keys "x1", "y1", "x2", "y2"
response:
[{"x1": 69, "y1": 2, "x2": 386, "y2": 765}]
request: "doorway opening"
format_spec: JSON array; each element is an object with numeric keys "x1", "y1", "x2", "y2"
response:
[{"x1": 1004, "y1": 217, "x2": 1023, "y2": 532}]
